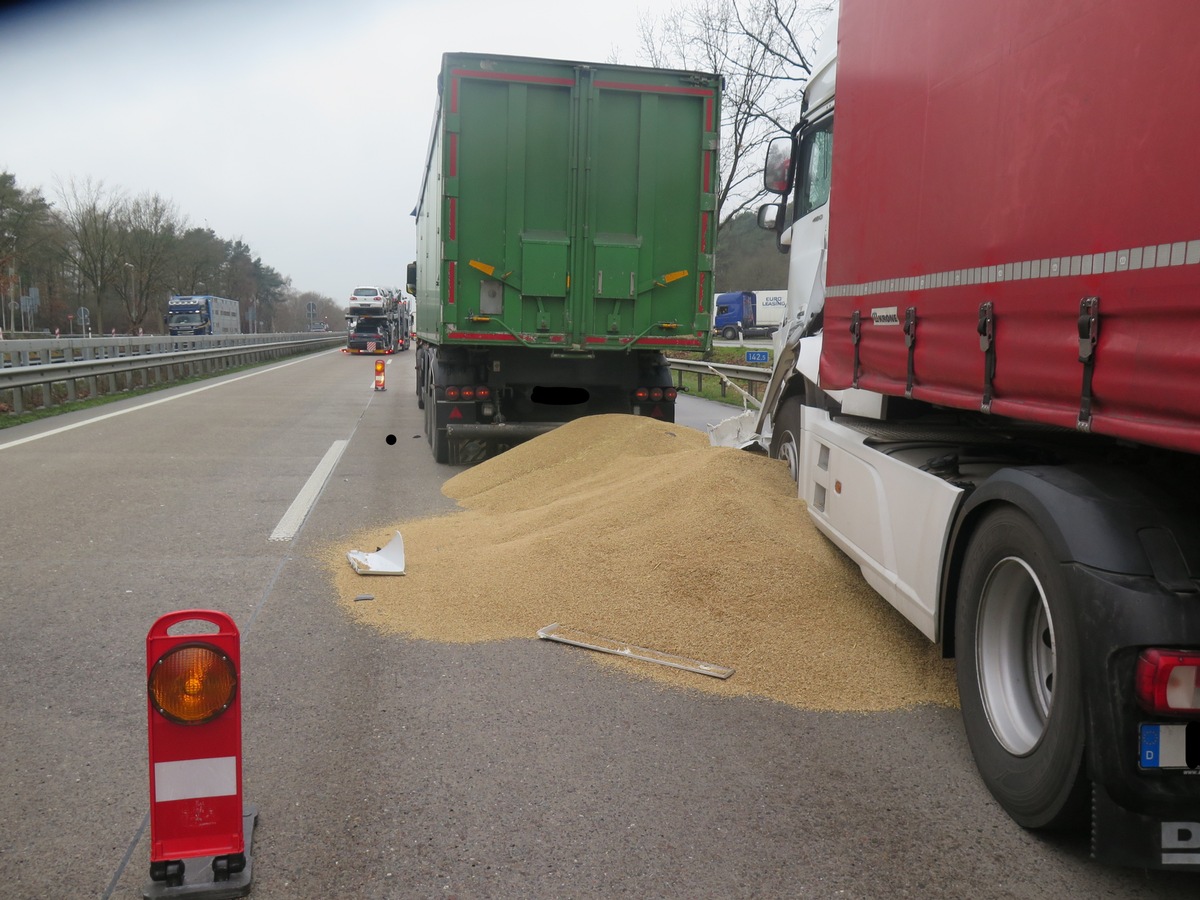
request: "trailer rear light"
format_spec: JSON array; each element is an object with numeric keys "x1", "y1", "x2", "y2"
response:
[
  {"x1": 148, "y1": 643, "x2": 238, "y2": 725},
  {"x1": 633, "y1": 387, "x2": 650, "y2": 401},
  {"x1": 1136, "y1": 649, "x2": 1200, "y2": 715},
  {"x1": 444, "y1": 386, "x2": 490, "y2": 402}
]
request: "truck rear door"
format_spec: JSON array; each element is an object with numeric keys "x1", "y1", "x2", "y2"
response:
[
  {"x1": 447, "y1": 55, "x2": 719, "y2": 351},
  {"x1": 579, "y1": 66, "x2": 719, "y2": 349}
]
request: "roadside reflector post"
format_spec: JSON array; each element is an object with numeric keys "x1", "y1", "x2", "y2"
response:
[
  {"x1": 145, "y1": 609, "x2": 256, "y2": 898},
  {"x1": 374, "y1": 359, "x2": 386, "y2": 391}
]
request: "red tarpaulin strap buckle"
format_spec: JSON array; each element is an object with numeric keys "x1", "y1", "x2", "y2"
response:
[
  {"x1": 1077, "y1": 296, "x2": 1101, "y2": 432},
  {"x1": 903, "y1": 306, "x2": 918, "y2": 399},
  {"x1": 850, "y1": 310, "x2": 862, "y2": 389},
  {"x1": 977, "y1": 302, "x2": 995, "y2": 414}
]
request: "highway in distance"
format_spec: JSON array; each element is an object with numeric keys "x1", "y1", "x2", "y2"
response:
[{"x1": 0, "y1": 348, "x2": 1192, "y2": 898}]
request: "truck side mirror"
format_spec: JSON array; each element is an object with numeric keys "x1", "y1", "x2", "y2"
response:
[
  {"x1": 757, "y1": 204, "x2": 783, "y2": 230},
  {"x1": 763, "y1": 136, "x2": 794, "y2": 195},
  {"x1": 406, "y1": 261, "x2": 417, "y2": 296},
  {"x1": 758, "y1": 201, "x2": 792, "y2": 254}
]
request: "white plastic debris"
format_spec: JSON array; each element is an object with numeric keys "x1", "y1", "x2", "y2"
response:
[{"x1": 347, "y1": 531, "x2": 406, "y2": 575}]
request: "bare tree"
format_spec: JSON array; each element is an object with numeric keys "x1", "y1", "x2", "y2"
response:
[
  {"x1": 639, "y1": 0, "x2": 831, "y2": 228},
  {"x1": 55, "y1": 177, "x2": 126, "y2": 334},
  {"x1": 164, "y1": 227, "x2": 227, "y2": 299},
  {"x1": 120, "y1": 192, "x2": 186, "y2": 332}
]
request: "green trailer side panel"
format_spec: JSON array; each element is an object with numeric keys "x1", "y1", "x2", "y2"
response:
[{"x1": 420, "y1": 53, "x2": 720, "y2": 353}]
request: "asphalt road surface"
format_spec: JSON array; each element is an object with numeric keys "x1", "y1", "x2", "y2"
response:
[{"x1": 0, "y1": 349, "x2": 1193, "y2": 898}]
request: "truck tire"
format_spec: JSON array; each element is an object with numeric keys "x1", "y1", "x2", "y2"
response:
[
  {"x1": 416, "y1": 353, "x2": 426, "y2": 409},
  {"x1": 768, "y1": 396, "x2": 803, "y2": 482},
  {"x1": 424, "y1": 382, "x2": 450, "y2": 464},
  {"x1": 721, "y1": 326, "x2": 739, "y2": 340},
  {"x1": 954, "y1": 506, "x2": 1089, "y2": 830}
]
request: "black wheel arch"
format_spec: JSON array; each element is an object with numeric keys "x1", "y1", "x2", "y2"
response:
[{"x1": 939, "y1": 463, "x2": 1199, "y2": 659}]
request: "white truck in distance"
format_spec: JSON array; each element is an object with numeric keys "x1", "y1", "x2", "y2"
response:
[{"x1": 719, "y1": 0, "x2": 1200, "y2": 873}]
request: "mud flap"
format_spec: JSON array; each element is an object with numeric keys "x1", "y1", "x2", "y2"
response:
[{"x1": 1091, "y1": 783, "x2": 1200, "y2": 871}]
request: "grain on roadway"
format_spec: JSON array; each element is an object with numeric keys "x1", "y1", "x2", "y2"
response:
[{"x1": 325, "y1": 414, "x2": 959, "y2": 712}]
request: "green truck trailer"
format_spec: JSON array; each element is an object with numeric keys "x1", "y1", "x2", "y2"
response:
[{"x1": 409, "y1": 52, "x2": 723, "y2": 463}]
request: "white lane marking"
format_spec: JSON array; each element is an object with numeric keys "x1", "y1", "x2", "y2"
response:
[
  {"x1": 269, "y1": 440, "x2": 348, "y2": 542},
  {"x1": 0, "y1": 353, "x2": 328, "y2": 452}
]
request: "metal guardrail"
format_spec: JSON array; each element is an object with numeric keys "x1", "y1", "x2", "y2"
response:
[
  {"x1": 665, "y1": 357, "x2": 770, "y2": 383},
  {"x1": 1, "y1": 341, "x2": 761, "y2": 417},
  {"x1": 665, "y1": 357, "x2": 770, "y2": 402},
  {"x1": 0, "y1": 333, "x2": 343, "y2": 415}
]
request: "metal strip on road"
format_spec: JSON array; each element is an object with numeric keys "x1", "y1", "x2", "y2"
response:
[
  {"x1": 269, "y1": 439, "x2": 349, "y2": 542},
  {"x1": 537, "y1": 623, "x2": 736, "y2": 679}
]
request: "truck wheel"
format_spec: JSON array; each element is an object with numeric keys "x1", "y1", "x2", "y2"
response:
[
  {"x1": 423, "y1": 381, "x2": 450, "y2": 464},
  {"x1": 955, "y1": 506, "x2": 1088, "y2": 830},
  {"x1": 768, "y1": 396, "x2": 803, "y2": 482},
  {"x1": 721, "y1": 326, "x2": 739, "y2": 340}
]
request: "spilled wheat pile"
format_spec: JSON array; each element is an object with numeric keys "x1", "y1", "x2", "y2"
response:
[{"x1": 327, "y1": 414, "x2": 958, "y2": 712}]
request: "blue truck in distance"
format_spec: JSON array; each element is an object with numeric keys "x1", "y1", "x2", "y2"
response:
[
  {"x1": 165, "y1": 295, "x2": 242, "y2": 336},
  {"x1": 712, "y1": 290, "x2": 787, "y2": 340}
]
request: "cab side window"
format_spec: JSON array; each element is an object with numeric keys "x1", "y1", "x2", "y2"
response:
[{"x1": 796, "y1": 117, "x2": 833, "y2": 219}]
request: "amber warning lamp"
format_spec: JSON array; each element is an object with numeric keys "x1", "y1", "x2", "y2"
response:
[{"x1": 145, "y1": 609, "x2": 256, "y2": 896}]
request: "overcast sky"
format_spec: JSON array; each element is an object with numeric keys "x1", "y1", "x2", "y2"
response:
[{"x1": 0, "y1": 0, "x2": 684, "y2": 304}]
